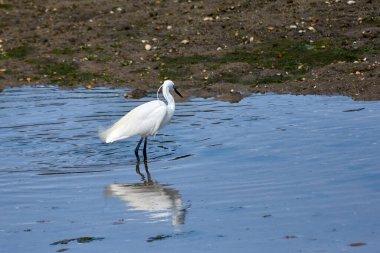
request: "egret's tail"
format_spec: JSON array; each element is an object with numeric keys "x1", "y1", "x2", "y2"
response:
[
  {"x1": 99, "y1": 127, "x2": 114, "y2": 143},
  {"x1": 99, "y1": 125, "x2": 129, "y2": 143},
  {"x1": 99, "y1": 114, "x2": 134, "y2": 143}
]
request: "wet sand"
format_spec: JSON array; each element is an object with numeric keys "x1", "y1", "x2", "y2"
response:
[{"x1": 0, "y1": 0, "x2": 379, "y2": 101}]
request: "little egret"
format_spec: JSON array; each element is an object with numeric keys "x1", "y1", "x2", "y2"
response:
[{"x1": 99, "y1": 80, "x2": 183, "y2": 161}]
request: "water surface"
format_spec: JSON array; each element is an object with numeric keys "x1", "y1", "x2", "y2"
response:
[{"x1": 0, "y1": 86, "x2": 379, "y2": 252}]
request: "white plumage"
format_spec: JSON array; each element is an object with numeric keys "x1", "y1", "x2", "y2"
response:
[
  {"x1": 100, "y1": 100, "x2": 168, "y2": 143},
  {"x1": 99, "y1": 80, "x2": 182, "y2": 161}
]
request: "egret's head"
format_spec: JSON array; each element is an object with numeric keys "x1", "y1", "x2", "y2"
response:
[
  {"x1": 163, "y1": 80, "x2": 175, "y2": 89},
  {"x1": 163, "y1": 80, "x2": 183, "y2": 97}
]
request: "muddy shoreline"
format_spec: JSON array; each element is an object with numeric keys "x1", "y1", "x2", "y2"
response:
[{"x1": 0, "y1": 0, "x2": 379, "y2": 102}]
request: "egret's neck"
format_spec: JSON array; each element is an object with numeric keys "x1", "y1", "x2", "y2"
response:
[{"x1": 163, "y1": 86, "x2": 175, "y2": 111}]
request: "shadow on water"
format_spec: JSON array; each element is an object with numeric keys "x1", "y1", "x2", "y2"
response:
[{"x1": 105, "y1": 161, "x2": 187, "y2": 227}]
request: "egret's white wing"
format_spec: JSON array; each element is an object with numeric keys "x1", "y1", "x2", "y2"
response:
[{"x1": 100, "y1": 100, "x2": 167, "y2": 143}]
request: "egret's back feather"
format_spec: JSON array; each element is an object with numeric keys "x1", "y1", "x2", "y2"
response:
[{"x1": 99, "y1": 100, "x2": 167, "y2": 143}]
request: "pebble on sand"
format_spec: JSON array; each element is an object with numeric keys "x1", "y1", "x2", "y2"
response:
[{"x1": 181, "y1": 39, "x2": 190, "y2": 44}]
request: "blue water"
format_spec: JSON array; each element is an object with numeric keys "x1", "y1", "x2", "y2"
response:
[{"x1": 0, "y1": 86, "x2": 379, "y2": 252}]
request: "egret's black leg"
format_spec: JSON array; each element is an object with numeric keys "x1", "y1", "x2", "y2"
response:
[
  {"x1": 135, "y1": 161, "x2": 145, "y2": 181},
  {"x1": 143, "y1": 160, "x2": 153, "y2": 184},
  {"x1": 135, "y1": 137, "x2": 144, "y2": 161},
  {"x1": 143, "y1": 136, "x2": 148, "y2": 162}
]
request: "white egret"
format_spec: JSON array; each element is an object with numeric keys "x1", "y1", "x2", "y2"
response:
[{"x1": 99, "y1": 80, "x2": 183, "y2": 161}]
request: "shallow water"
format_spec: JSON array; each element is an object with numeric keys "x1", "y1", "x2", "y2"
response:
[{"x1": 0, "y1": 86, "x2": 379, "y2": 252}]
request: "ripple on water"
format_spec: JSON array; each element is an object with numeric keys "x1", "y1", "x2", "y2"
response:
[{"x1": 0, "y1": 87, "x2": 379, "y2": 253}]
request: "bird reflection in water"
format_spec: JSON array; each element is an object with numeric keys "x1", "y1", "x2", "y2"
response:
[{"x1": 105, "y1": 161, "x2": 186, "y2": 226}]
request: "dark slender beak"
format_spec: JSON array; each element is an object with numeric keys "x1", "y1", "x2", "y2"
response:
[{"x1": 174, "y1": 87, "x2": 183, "y2": 98}]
